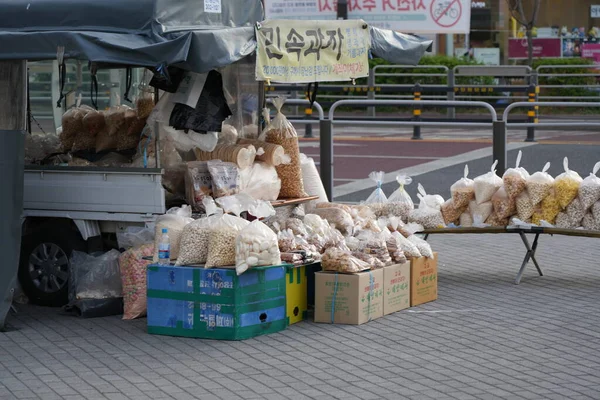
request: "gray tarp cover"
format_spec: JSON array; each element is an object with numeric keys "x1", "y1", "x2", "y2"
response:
[{"x1": 0, "y1": 0, "x2": 431, "y2": 71}]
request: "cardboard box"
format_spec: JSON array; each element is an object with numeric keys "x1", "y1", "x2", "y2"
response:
[
  {"x1": 146, "y1": 264, "x2": 287, "y2": 340},
  {"x1": 383, "y1": 263, "x2": 411, "y2": 315},
  {"x1": 314, "y1": 269, "x2": 384, "y2": 325},
  {"x1": 410, "y1": 253, "x2": 438, "y2": 307}
]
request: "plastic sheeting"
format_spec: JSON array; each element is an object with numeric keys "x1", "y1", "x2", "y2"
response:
[
  {"x1": 0, "y1": 0, "x2": 262, "y2": 73},
  {"x1": 0, "y1": 130, "x2": 24, "y2": 330},
  {"x1": 370, "y1": 27, "x2": 433, "y2": 66}
]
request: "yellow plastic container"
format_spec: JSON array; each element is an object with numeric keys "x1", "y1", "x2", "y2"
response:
[{"x1": 286, "y1": 265, "x2": 307, "y2": 325}]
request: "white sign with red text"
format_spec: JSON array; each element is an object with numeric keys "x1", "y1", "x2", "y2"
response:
[{"x1": 264, "y1": 0, "x2": 471, "y2": 34}]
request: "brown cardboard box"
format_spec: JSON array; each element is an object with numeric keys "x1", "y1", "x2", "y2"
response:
[
  {"x1": 383, "y1": 263, "x2": 411, "y2": 315},
  {"x1": 410, "y1": 252, "x2": 438, "y2": 307},
  {"x1": 314, "y1": 269, "x2": 384, "y2": 325}
]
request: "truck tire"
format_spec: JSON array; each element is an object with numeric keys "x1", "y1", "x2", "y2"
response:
[{"x1": 18, "y1": 222, "x2": 86, "y2": 306}]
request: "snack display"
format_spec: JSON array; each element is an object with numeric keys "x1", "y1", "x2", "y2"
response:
[
  {"x1": 153, "y1": 205, "x2": 193, "y2": 262},
  {"x1": 409, "y1": 196, "x2": 445, "y2": 229},
  {"x1": 364, "y1": 171, "x2": 388, "y2": 217},
  {"x1": 554, "y1": 157, "x2": 582, "y2": 209},
  {"x1": 119, "y1": 243, "x2": 154, "y2": 320},
  {"x1": 260, "y1": 97, "x2": 306, "y2": 198},
  {"x1": 491, "y1": 186, "x2": 515, "y2": 220},
  {"x1": 450, "y1": 165, "x2": 475, "y2": 209},
  {"x1": 474, "y1": 160, "x2": 503, "y2": 204},
  {"x1": 207, "y1": 160, "x2": 240, "y2": 198},
  {"x1": 311, "y1": 207, "x2": 354, "y2": 236},
  {"x1": 532, "y1": 190, "x2": 561, "y2": 225},
  {"x1": 235, "y1": 203, "x2": 280, "y2": 275}
]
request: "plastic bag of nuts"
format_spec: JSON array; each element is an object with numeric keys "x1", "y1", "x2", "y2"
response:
[
  {"x1": 469, "y1": 199, "x2": 493, "y2": 223},
  {"x1": 409, "y1": 195, "x2": 445, "y2": 229},
  {"x1": 554, "y1": 157, "x2": 583, "y2": 209},
  {"x1": 441, "y1": 199, "x2": 465, "y2": 225},
  {"x1": 578, "y1": 162, "x2": 600, "y2": 211},
  {"x1": 311, "y1": 207, "x2": 354, "y2": 236},
  {"x1": 153, "y1": 205, "x2": 194, "y2": 262},
  {"x1": 582, "y1": 211, "x2": 600, "y2": 231},
  {"x1": 527, "y1": 162, "x2": 554, "y2": 206},
  {"x1": 566, "y1": 197, "x2": 585, "y2": 225},
  {"x1": 532, "y1": 190, "x2": 561, "y2": 225},
  {"x1": 417, "y1": 183, "x2": 445, "y2": 211},
  {"x1": 392, "y1": 231, "x2": 421, "y2": 258},
  {"x1": 459, "y1": 212, "x2": 473, "y2": 227},
  {"x1": 491, "y1": 186, "x2": 516, "y2": 219},
  {"x1": 384, "y1": 174, "x2": 414, "y2": 221},
  {"x1": 364, "y1": 171, "x2": 389, "y2": 217},
  {"x1": 235, "y1": 202, "x2": 280, "y2": 275},
  {"x1": 259, "y1": 97, "x2": 306, "y2": 198},
  {"x1": 485, "y1": 212, "x2": 508, "y2": 227},
  {"x1": 474, "y1": 160, "x2": 503, "y2": 204},
  {"x1": 503, "y1": 150, "x2": 529, "y2": 201},
  {"x1": 205, "y1": 214, "x2": 250, "y2": 268},
  {"x1": 515, "y1": 192, "x2": 534, "y2": 222},
  {"x1": 450, "y1": 165, "x2": 475, "y2": 209},
  {"x1": 175, "y1": 215, "x2": 219, "y2": 266},
  {"x1": 407, "y1": 235, "x2": 434, "y2": 258},
  {"x1": 321, "y1": 247, "x2": 370, "y2": 273}
]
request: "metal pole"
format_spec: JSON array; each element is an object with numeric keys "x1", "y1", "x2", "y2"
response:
[
  {"x1": 412, "y1": 83, "x2": 422, "y2": 140},
  {"x1": 367, "y1": 69, "x2": 375, "y2": 117},
  {"x1": 304, "y1": 107, "x2": 314, "y2": 138},
  {"x1": 447, "y1": 69, "x2": 456, "y2": 119},
  {"x1": 319, "y1": 119, "x2": 334, "y2": 201},
  {"x1": 526, "y1": 82, "x2": 537, "y2": 142},
  {"x1": 493, "y1": 120, "x2": 507, "y2": 176}
]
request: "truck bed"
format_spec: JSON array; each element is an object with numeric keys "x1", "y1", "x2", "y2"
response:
[{"x1": 24, "y1": 166, "x2": 166, "y2": 217}]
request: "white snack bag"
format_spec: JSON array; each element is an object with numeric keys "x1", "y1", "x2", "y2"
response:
[
  {"x1": 450, "y1": 165, "x2": 475, "y2": 209},
  {"x1": 417, "y1": 183, "x2": 444, "y2": 211},
  {"x1": 578, "y1": 161, "x2": 600, "y2": 211},
  {"x1": 407, "y1": 235, "x2": 434, "y2": 258},
  {"x1": 392, "y1": 231, "x2": 421, "y2": 258},
  {"x1": 364, "y1": 171, "x2": 388, "y2": 216},
  {"x1": 235, "y1": 201, "x2": 280, "y2": 275},
  {"x1": 503, "y1": 150, "x2": 529, "y2": 201},
  {"x1": 474, "y1": 160, "x2": 503, "y2": 204},
  {"x1": 385, "y1": 174, "x2": 414, "y2": 221},
  {"x1": 527, "y1": 162, "x2": 554, "y2": 206},
  {"x1": 205, "y1": 212, "x2": 250, "y2": 268},
  {"x1": 469, "y1": 199, "x2": 493, "y2": 224},
  {"x1": 554, "y1": 157, "x2": 583, "y2": 209},
  {"x1": 153, "y1": 205, "x2": 193, "y2": 262},
  {"x1": 459, "y1": 212, "x2": 473, "y2": 227}
]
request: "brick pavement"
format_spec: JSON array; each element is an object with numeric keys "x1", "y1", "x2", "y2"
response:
[{"x1": 2, "y1": 233, "x2": 600, "y2": 400}]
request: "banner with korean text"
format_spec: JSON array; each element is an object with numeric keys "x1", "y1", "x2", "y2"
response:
[
  {"x1": 263, "y1": 0, "x2": 471, "y2": 34},
  {"x1": 255, "y1": 19, "x2": 371, "y2": 83}
]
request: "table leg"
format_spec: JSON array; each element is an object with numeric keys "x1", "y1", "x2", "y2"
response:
[
  {"x1": 423, "y1": 233, "x2": 430, "y2": 241},
  {"x1": 515, "y1": 232, "x2": 543, "y2": 285}
]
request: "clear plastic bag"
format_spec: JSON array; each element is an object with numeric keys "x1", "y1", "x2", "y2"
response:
[
  {"x1": 208, "y1": 160, "x2": 240, "y2": 198},
  {"x1": 69, "y1": 249, "x2": 122, "y2": 303},
  {"x1": 60, "y1": 105, "x2": 94, "y2": 151},
  {"x1": 515, "y1": 192, "x2": 534, "y2": 222},
  {"x1": 532, "y1": 190, "x2": 561, "y2": 225},
  {"x1": 354, "y1": 231, "x2": 393, "y2": 267},
  {"x1": 503, "y1": 150, "x2": 529, "y2": 201},
  {"x1": 235, "y1": 202, "x2": 281, "y2": 275},
  {"x1": 285, "y1": 218, "x2": 308, "y2": 237},
  {"x1": 578, "y1": 162, "x2": 600, "y2": 211},
  {"x1": 555, "y1": 212, "x2": 576, "y2": 229},
  {"x1": 392, "y1": 231, "x2": 421, "y2": 258},
  {"x1": 592, "y1": 201, "x2": 600, "y2": 227},
  {"x1": 105, "y1": 105, "x2": 132, "y2": 136},
  {"x1": 311, "y1": 207, "x2": 354, "y2": 236},
  {"x1": 304, "y1": 213, "x2": 331, "y2": 237},
  {"x1": 527, "y1": 162, "x2": 554, "y2": 206},
  {"x1": 384, "y1": 174, "x2": 414, "y2": 221},
  {"x1": 119, "y1": 243, "x2": 154, "y2": 320},
  {"x1": 321, "y1": 248, "x2": 371, "y2": 273},
  {"x1": 409, "y1": 195, "x2": 445, "y2": 229},
  {"x1": 205, "y1": 214, "x2": 250, "y2": 268},
  {"x1": 407, "y1": 235, "x2": 433, "y2": 258},
  {"x1": 417, "y1": 183, "x2": 444, "y2": 211},
  {"x1": 566, "y1": 197, "x2": 585, "y2": 225},
  {"x1": 117, "y1": 227, "x2": 154, "y2": 250},
  {"x1": 485, "y1": 212, "x2": 508, "y2": 227},
  {"x1": 175, "y1": 215, "x2": 220, "y2": 266},
  {"x1": 582, "y1": 210, "x2": 600, "y2": 231},
  {"x1": 238, "y1": 139, "x2": 287, "y2": 166},
  {"x1": 239, "y1": 161, "x2": 281, "y2": 201},
  {"x1": 469, "y1": 199, "x2": 493, "y2": 224},
  {"x1": 474, "y1": 160, "x2": 503, "y2": 204},
  {"x1": 384, "y1": 234, "x2": 408, "y2": 264},
  {"x1": 219, "y1": 123, "x2": 239, "y2": 145},
  {"x1": 260, "y1": 97, "x2": 306, "y2": 198},
  {"x1": 450, "y1": 165, "x2": 475, "y2": 209},
  {"x1": 441, "y1": 199, "x2": 465, "y2": 225},
  {"x1": 277, "y1": 229, "x2": 297, "y2": 252},
  {"x1": 555, "y1": 157, "x2": 583, "y2": 209},
  {"x1": 491, "y1": 186, "x2": 516, "y2": 219},
  {"x1": 300, "y1": 153, "x2": 329, "y2": 209},
  {"x1": 364, "y1": 171, "x2": 388, "y2": 217},
  {"x1": 153, "y1": 205, "x2": 193, "y2": 262},
  {"x1": 459, "y1": 212, "x2": 473, "y2": 227},
  {"x1": 184, "y1": 161, "x2": 212, "y2": 211}
]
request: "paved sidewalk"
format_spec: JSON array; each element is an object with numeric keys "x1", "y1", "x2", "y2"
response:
[{"x1": 2, "y1": 233, "x2": 600, "y2": 400}]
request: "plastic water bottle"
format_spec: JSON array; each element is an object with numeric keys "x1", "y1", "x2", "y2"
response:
[{"x1": 158, "y1": 228, "x2": 170, "y2": 265}]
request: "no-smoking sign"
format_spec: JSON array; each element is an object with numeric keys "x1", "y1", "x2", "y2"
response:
[{"x1": 430, "y1": 0, "x2": 462, "y2": 28}]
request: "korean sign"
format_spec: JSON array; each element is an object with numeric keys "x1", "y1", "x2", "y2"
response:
[
  {"x1": 263, "y1": 0, "x2": 471, "y2": 34},
  {"x1": 255, "y1": 19, "x2": 371, "y2": 83}
]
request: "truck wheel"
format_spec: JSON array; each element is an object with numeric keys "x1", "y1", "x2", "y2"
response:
[{"x1": 18, "y1": 223, "x2": 86, "y2": 306}]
